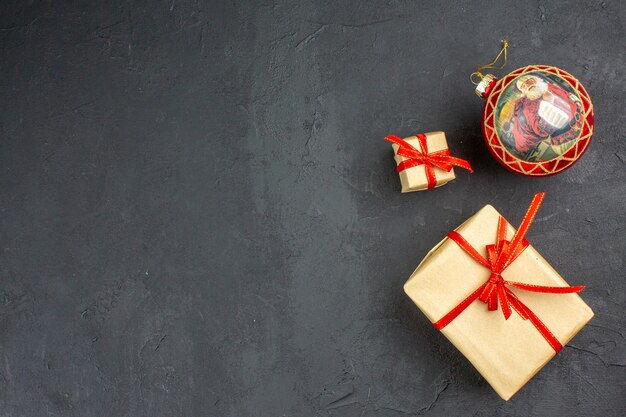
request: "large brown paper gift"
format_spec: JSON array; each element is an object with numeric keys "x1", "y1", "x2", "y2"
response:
[
  {"x1": 390, "y1": 132, "x2": 456, "y2": 192},
  {"x1": 403, "y1": 195, "x2": 594, "y2": 400}
]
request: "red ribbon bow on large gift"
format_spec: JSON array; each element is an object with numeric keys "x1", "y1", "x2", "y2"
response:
[
  {"x1": 385, "y1": 134, "x2": 473, "y2": 189},
  {"x1": 433, "y1": 193, "x2": 584, "y2": 352}
]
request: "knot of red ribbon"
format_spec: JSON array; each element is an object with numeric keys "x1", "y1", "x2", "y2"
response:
[
  {"x1": 433, "y1": 193, "x2": 584, "y2": 353},
  {"x1": 385, "y1": 134, "x2": 473, "y2": 189}
]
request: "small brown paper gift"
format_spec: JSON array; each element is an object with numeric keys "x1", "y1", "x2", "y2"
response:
[
  {"x1": 385, "y1": 132, "x2": 472, "y2": 192},
  {"x1": 403, "y1": 194, "x2": 593, "y2": 400}
]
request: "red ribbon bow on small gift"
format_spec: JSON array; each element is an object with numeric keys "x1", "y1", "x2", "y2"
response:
[
  {"x1": 385, "y1": 134, "x2": 473, "y2": 189},
  {"x1": 433, "y1": 193, "x2": 584, "y2": 352}
]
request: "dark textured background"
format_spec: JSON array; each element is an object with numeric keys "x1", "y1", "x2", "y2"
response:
[{"x1": 0, "y1": 1, "x2": 624, "y2": 416}]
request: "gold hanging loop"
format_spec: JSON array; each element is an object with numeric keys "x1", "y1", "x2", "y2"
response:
[{"x1": 470, "y1": 39, "x2": 509, "y2": 85}]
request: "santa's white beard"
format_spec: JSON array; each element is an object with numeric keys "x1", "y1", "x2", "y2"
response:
[{"x1": 525, "y1": 81, "x2": 547, "y2": 100}]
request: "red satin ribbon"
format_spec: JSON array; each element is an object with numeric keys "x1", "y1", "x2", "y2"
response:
[
  {"x1": 433, "y1": 193, "x2": 584, "y2": 353},
  {"x1": 385, "y1": 134, "x2": 473, "y2": 189}
]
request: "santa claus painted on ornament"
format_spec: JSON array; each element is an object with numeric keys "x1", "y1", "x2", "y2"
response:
[{"x1": 499, "y1": 74, "x2": 582, "y2": 161}]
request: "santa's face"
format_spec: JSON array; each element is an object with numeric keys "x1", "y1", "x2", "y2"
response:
[{"x1": 520, "y1": 76, "x2": 547, "y2": 100}]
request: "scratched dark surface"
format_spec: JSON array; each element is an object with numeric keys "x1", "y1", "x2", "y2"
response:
[{"x1": 0, "y1": 1, "x2": 624, "y2": 416}]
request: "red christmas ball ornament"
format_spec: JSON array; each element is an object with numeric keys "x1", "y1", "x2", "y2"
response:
[{"x1": 473, "y1": 41, "x2": 594, "y2": 176}]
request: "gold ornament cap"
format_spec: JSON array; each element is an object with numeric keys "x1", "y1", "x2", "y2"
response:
[{"x1": 475, "y1": 74, "x2": 497, "y2": 97}]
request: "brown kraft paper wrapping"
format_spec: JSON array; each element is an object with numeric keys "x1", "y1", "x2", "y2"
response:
[
  {"x1": 391, "y1": 131, "x2": 455, "y2": 192},
  {"x1": 403, "y1": 204, "x2": 594, "y2": 400}
]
